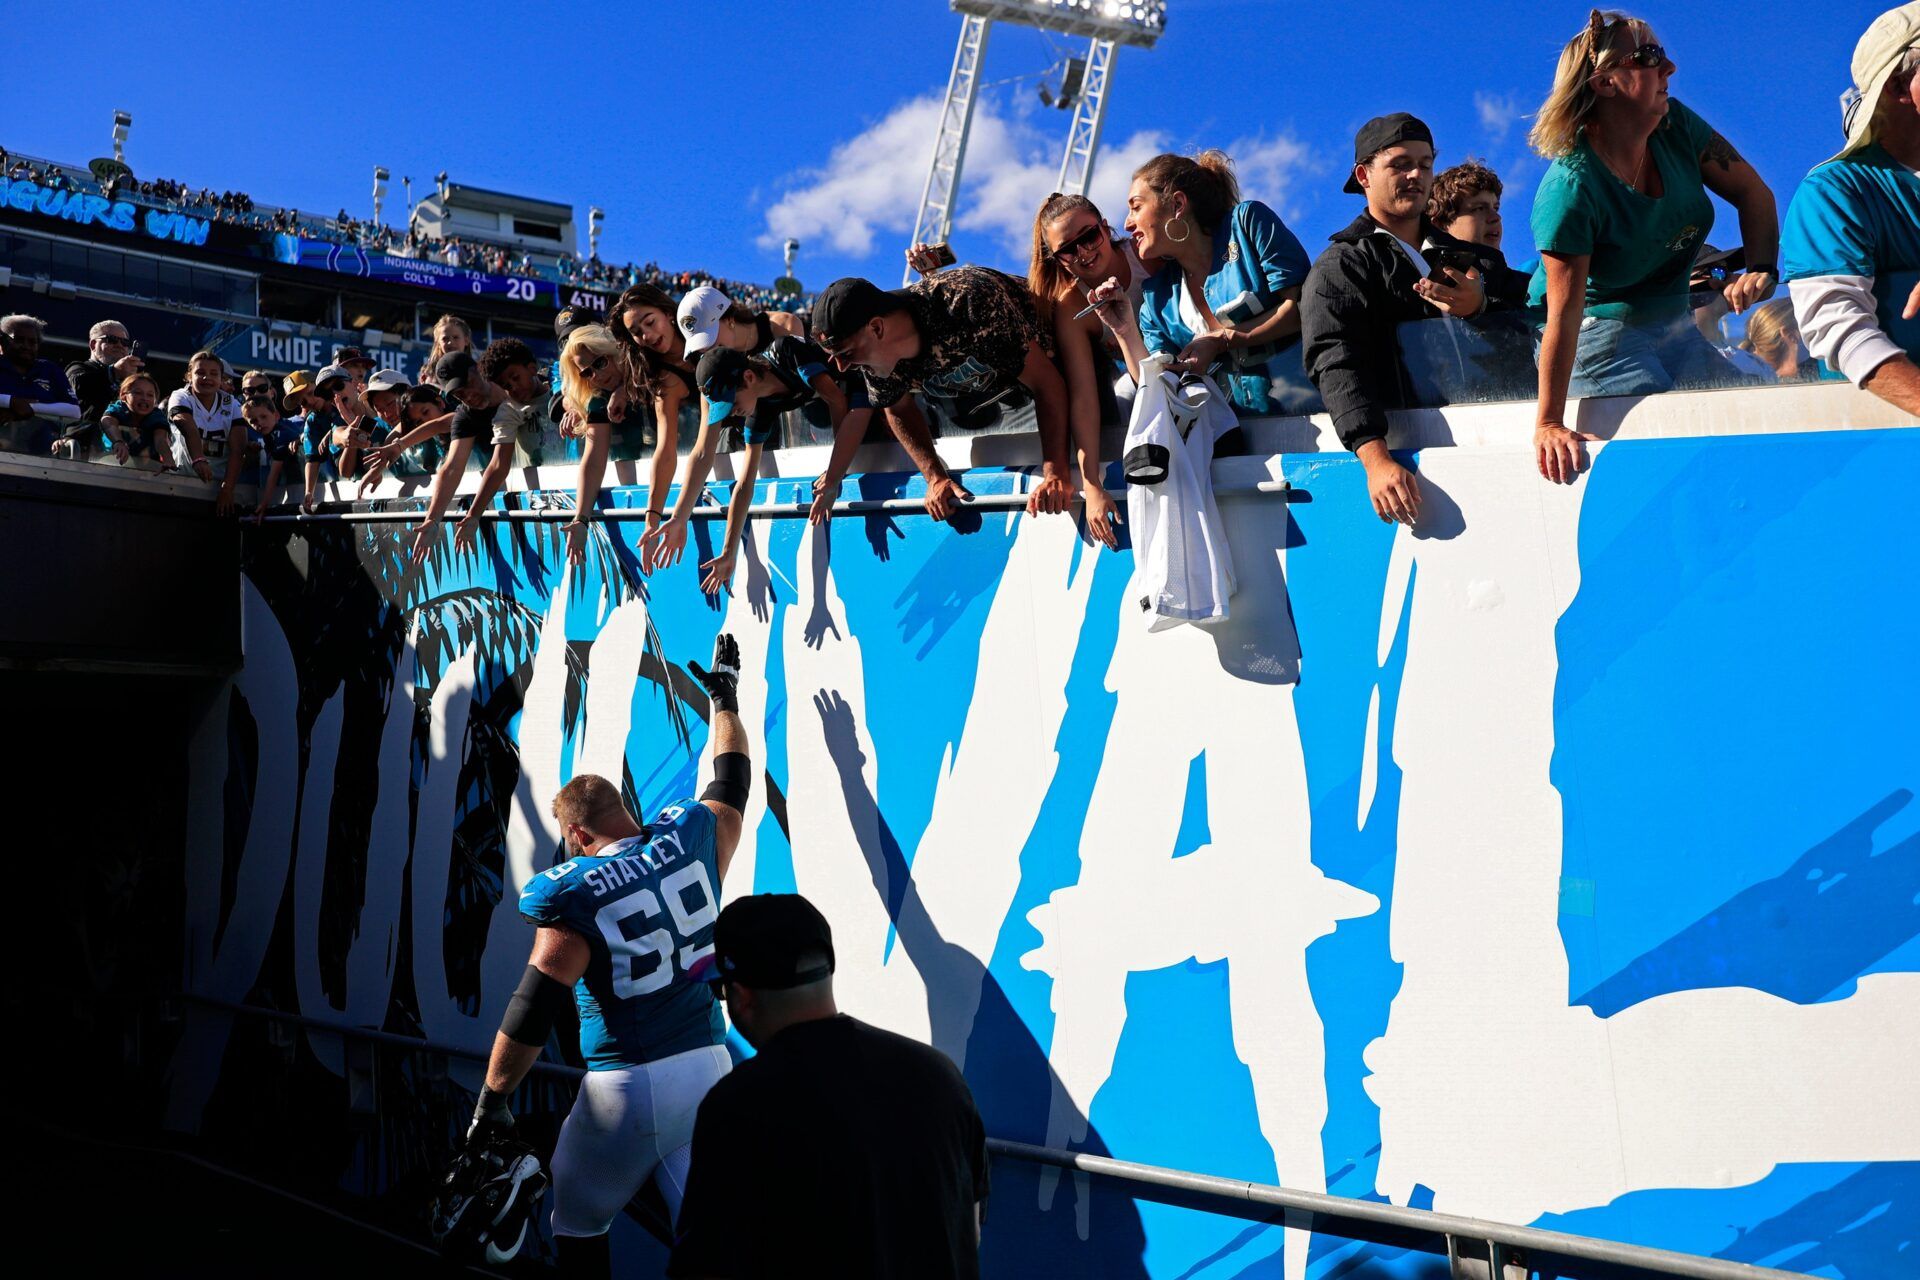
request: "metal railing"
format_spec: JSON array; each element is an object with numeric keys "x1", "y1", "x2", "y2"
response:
[
  {"x1": 254, "y1": 479, "x2": 1294, "y2": 525},
  {"x1": 183, "y1": 993, "x2": 1803, "y2": 1280}
]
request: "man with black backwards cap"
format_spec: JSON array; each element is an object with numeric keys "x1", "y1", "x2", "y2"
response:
[
  {"x1": 469, "y1": 633, "x2": 753, "y2": 1280},
  {"x1": 656, "y1": 336, "x2": 871, "y2": 593},
  {"x1": 1301, "y1": 113, "x2": 1521, "y2": 526},
  {"x1": 404, "y1": 349, "x2": 508, "y2": 563},
  {"x1": 809, "y1": 267, "x2": 1077, "y2": 523},
  {"x1": 668, "y1": 893, "x2": 990, "y2": 1280},
  {"x1": 1784, "y1": 2, "x2": 1920, "y2": 416}
]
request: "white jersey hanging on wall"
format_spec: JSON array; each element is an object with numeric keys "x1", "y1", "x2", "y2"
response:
[{"x1": 1122, "y1": 355, "x2": 1238, "y2": 630}]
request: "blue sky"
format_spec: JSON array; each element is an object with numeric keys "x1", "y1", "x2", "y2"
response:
[{"x1": 7, "y1": 0, "x2": 1882, "y2": 290}]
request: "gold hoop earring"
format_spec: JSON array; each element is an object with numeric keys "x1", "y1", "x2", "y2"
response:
[{"x1": 1166, "y1": 216, "x2": 1191, "y2": 244}]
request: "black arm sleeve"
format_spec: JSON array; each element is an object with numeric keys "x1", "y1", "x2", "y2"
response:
[
  {"x1": 701, "y1": 751, "x2": 751, "y2": 813},
  {"x1": 500, "y1": 964, "x2": 572, "y2": 1047}
]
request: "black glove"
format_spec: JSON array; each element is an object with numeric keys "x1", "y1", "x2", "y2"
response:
[
  {"x1": 466, "y1": 1087, "x2": 513, "y2": 1151},
  {"x1": 686, "y1": 633, "x2": 741, "y2": 714}
]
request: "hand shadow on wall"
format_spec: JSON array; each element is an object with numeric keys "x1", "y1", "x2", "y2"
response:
[
  {"x1": 814, "y1": 689, "x2": 1150, "y2": 1276},
  {"x1": 1408, "y1": 469, "x2": 1465, "y2": 543}
]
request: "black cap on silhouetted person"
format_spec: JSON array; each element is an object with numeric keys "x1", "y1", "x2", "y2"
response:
[
  {"x1": 707, "y1": 893, "x2": 836, "y2": 991},
  {"x1": 1344, "y1": 113, "x2": 1435, "y2": 193}
]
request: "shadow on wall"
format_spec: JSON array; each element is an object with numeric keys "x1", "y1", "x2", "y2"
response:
[
  {"x1": 814, "y1": 688, "x2": 1151, "y2": 1277},
  {"x1": 1576, "y1": 790, "x2": 1920, "y2": 1016}
]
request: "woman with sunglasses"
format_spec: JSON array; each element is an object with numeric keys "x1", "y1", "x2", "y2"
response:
[
  {"x1": 557, "y1": 325, "x2": 644, "y2": 565},
  {"x1": 607, "y1": 284, "x2": 700, "y2": 570},
  {"x1": 1026, "y1": 193, "x2": 1152, "y2": 550},
  {"x1": 1528, "y1": 9, "x2": 1778, "y2": 484}
]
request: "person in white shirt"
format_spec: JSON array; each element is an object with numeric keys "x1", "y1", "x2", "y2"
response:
[{"x1": 164, "y1": 349, "x2": 242, "y2": 480}]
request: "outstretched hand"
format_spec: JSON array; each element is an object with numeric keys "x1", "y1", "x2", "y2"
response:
[{"x1": 686, "y1": 633, "x2": 741, "y2": 713}]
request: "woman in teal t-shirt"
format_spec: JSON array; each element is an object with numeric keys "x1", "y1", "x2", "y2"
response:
[{"x1": 1527, "y1": 10, "x2": 1779, "y2": 484}]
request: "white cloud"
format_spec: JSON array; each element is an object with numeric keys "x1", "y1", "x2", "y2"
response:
[
  {"x1": 1475, "y1": 91, "x2": 1525, "y2": 143},
  {"x1": 758, "y1": 95, "x2": 948, "y2": 260},
  {"x1": 761, "y1": 92, "x2": 1320, "y2": 273}
]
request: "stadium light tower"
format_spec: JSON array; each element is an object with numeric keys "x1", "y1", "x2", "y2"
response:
[{"x1": 905, "y1": 0, "x2": 1165, "y2": 283}]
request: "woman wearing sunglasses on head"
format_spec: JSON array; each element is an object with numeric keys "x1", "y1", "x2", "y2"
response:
[
  {"x1": 1529, "y1": 9, "x2": 1778, "y2": 484},
  {"x1": 604, "y1": 284, "x2": 701, "y2": 571},
  {"x1": 557, "y1": 324, "x2": 645, "y2": 564},
  {"x1": 1027, "y1": 192, "x2": 1155, "y2": 550}
]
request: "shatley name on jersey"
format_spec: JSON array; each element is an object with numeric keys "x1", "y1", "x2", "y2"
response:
[{"x1": 546, "y1": 805, "x2": 699, "y2": 899}]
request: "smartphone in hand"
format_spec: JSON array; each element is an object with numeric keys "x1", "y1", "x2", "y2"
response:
[{"x1": 1425, "y1": 246, "x2": 1479, "y2": 284}]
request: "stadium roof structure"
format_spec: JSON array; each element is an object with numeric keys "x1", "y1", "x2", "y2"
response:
[
  {"x1": 906, "y1": 0, "x2": 1166, "y2": 279},
  {"x1": 953, "y1": 0, "x2": 1166, "y2": 48}
]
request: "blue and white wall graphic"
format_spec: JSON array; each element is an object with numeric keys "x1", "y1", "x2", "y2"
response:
[{"x1": 168, "y1": 403, "x2": 1920, "y2": 1279}]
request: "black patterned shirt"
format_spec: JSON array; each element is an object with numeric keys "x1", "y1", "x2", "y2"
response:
[{"x1": 862, "y1": 266, "x2": 1047, "y2": 409}]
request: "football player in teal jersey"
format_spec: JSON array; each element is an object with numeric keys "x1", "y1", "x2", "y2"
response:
[{"x1": 468, "y1": 634, "x2": 750, "y2": 1278}]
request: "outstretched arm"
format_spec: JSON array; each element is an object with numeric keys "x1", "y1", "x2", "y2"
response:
[
  {"x1": 469, "y1": 924, "x2": 590, "y2": 1147},
  {"x1": 685, "y1": 633, "x2": 749, "y2": 880},
  {"x1": 410, "y1": 435, "x2": 477, "y2": 563}
]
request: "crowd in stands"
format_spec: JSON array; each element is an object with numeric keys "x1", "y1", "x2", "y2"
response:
[
  {"x1": 0, "y1": 146, "x2": 807, "y2": 312},
  {"x1": 3, "y1": 7, "x2": 1915, "y2": 570}
]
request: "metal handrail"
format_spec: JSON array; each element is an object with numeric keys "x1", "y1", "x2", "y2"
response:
[
  {"x1": 185, "y1": 993, "x2": 1801, "y2": 1280},
  {"x1": 255, "y1": 479, "x2": 1293, "y2": 524},
  {"x1": 987, "y1": 1139, "x2": 1800, "y2": 1280}
]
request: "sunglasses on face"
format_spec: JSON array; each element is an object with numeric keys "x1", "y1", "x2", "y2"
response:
[
  {"x1": 1048, "y1": 223, "x2": 1106, "y2": 264},
  {"x1": 243, "y1": 387, "x2": 274, "y2": 400},
  {"x1": 1624, "y1": 42, "x2": 1667, "y2": 68},
  {"x1": 579, "y1": 353, "x2": 612, "y2": 377},
  {"x1": 97, "y1": 335, "x2": 130, "y2": 348}
]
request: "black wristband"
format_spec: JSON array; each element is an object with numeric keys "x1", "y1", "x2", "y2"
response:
[{"x1": 701, "y1": 751, "x2": 752, "y2": 811}]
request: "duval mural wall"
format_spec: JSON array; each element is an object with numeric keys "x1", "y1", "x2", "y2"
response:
[{"x1": 167, "y1": 423, "x2": 1920, "y2": 1278}]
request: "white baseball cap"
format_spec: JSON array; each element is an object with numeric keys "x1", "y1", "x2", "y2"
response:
[
  {"x1": 366, "y1": 368, "x2": 412, "y2": 394},
  {"x1": 1833, "y1": 3, "x2": 1920, "y2": 162},
  {"x1": 315, "y1": 363, "x2": 350, "y2": 390},
  {"x1": 676, "y1": 285, "x2": 732, "y2": 355}
]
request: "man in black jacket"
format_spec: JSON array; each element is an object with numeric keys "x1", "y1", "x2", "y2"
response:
[
  {"x1": 63, "y1": 319, "x2": 140, "y2": 454},
  {"x1": 1302, "y1": 114, "x2": 1522, "y2": 525}
]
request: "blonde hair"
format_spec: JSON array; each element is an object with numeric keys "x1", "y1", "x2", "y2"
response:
[
  {"x1": 1739, "y1": 297, "x2": 1801, "y2": 368},
  {"x1": 1027, "y1": 192, "x2": 1104, "y2": 322},
  {"x1": 1529, "y1": 10, "x2": 1659, "y2": 158},
  {"x1": 552, "y1": 773, "x2": 626, "y2": 833},
  {"x1": 559, "y1": 325, "x2": 628, "y2": 420},
  {"x1": 425, "y1": 313, "x2": 474, "y2": 373},
  {"x1": 1132, "y1": 150, "x2": 1241, "y2": 231}
]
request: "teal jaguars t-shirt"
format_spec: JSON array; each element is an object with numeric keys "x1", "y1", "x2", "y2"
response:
[{"x1": 1527, "y1": 97, "x2": 1718, "y2": 323}]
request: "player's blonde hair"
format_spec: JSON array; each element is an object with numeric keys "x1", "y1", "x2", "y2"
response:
[{"x1": 552, "y1": 774, "x2": 626, "y2": 834}]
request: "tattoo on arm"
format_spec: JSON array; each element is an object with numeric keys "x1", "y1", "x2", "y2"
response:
[{"x1": 1702, "y1": 131, "x2": 1743, "y2": 172}]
